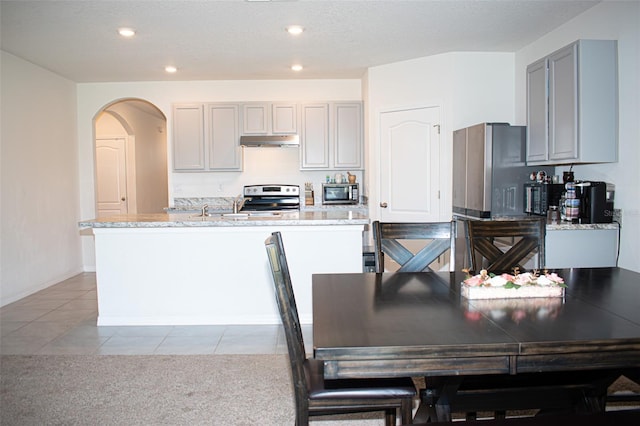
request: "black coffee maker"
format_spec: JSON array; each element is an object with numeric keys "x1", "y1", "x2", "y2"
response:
[{"x1": 575, "y1": 181, "x2": 615, "y2": 223}]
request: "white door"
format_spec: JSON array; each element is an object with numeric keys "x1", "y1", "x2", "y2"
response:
[
  {"x1": 96, "y1": 138, "x2": 127, "y2": 217},
  {"x1": 379, "y1": 106, "x2": 441, "y2": 222}
]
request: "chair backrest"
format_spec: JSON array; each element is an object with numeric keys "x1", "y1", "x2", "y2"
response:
[
  {"x1": 373, "y1": 221, "x2": 456, "y2": 273},
  {"x1": 264, "y1": 232, "x2": 309, "y2": 411},
  {"x1": 466, "y1": 218, "x2": 546, "y2": 274}
]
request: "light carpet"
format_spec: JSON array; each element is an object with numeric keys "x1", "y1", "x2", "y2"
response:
[
  {"x1": 0, "y1": 354, "x2": 388, "y2": 426},
  {"x1": 3, "y1": 355, "x2": 638, "y2": 425}
]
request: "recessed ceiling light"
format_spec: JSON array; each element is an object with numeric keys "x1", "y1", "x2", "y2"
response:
[
  {"x1": 286, "y1": 26, "x2": 304, "y2": 36},
  {"x1": 118, "y1": 28, "x2": 136, "y2": 38},
  {"x1": 291, "y1": 64, "x2": 303, "y2": 72},
  {"x1": 165, "y1": 66, "x2": 177, "y2": 73}
]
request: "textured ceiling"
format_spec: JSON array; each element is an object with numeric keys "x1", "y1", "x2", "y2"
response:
[{"x1": 0, "y1": 0, "x2": 600, "y2": 82}]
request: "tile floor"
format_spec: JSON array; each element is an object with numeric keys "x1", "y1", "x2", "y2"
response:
[{"x1": 0, "y1": 272, "x2": 313, "y2": 355}]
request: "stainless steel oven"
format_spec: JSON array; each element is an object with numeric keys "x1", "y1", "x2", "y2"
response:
[{"x1": 241, "y1": 184, "x2": 300, "y2": 212}]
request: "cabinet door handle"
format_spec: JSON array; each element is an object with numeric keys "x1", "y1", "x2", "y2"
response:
[
  {"x1": 121, "y1": 197, "x2": 126, "y2": 202},
  {"x1": 380, "y1": 202, "x2": 388, "y2": 208}
]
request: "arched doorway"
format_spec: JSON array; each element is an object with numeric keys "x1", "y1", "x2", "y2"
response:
[{"x1": 94, "y1": 99, "x2": 168, "y2": 217}]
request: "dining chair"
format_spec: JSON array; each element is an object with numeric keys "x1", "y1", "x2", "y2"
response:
[
  {"x1": 466, "y1": 218, "x2": 546, "y2": 274},
  {"x1": 417, "y1": 218, "x2": 613, "y2": 421},
  {"x1": 373, "y1": 221, "x2": 456, "y2": 273},
  {"x1": 265, "y1": 231, "x2": 416, "y2": 426}
]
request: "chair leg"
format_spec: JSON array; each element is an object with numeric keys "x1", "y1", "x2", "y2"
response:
[
  {"x1": 296, "y1": 410, "x2": 309, "y2": 426},
  {"x1": 400, "y1": 399, "x2": 414, "y2": 424},
  {"x1": 384, "y1": 408, "x2": 396, "y2": 426}
]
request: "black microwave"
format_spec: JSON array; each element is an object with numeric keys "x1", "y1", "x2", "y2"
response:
[
  {"x1": 524, "y1": 183, "x2": 564, "y2": 215},
  {"x1": 322, "y1": 183, "x2": 359, "y2": 205}
]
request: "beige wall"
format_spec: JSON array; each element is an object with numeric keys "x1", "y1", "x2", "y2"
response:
[
  {"x1": 104, "y1": 101, "x2": 168, "y2": 214},
  {"x1": 365, "y1": 51, "x2": 516, "y2": 222},
  {"x1": 1, "y1": 51, "x2": 83, "y2": 306}
]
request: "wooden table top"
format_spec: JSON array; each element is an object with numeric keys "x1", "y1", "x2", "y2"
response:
[{"x1": 312, "y1": 268, "x2": 640, "y2": 379}]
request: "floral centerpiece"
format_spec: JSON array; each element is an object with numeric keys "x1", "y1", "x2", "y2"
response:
[{"x1": 461, "y1": 268, "x2": 566, "y2": 300}]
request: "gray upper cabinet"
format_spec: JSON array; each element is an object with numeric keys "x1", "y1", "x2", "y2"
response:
[
  {"x1": 241, "y1": 102, "x2": 297, "y2": 135},
  {"x1": 300, "y1": 101, "x2": 363, "y2": 170},
  {"x1": 333, "y1": 102, "x2": 363, "y2": 169},
  {"x1": 526, "y1": 39, "x2": 618, "y2": 165},
  {"x1": 525, "y1": 59, "x2": 548, "y2": 163},
  {"x1": 206, "y1": 104, "x2": 242, "y2": 170},
  {"x1": 173, "y1": 104, "x2": 205, "y2": 170},
  {"x1": 300, "y1": 103, "x2": 330, "y2": 169},
  {"x1": 173, "y1": 103, "x2": 242, "y2": 172}
]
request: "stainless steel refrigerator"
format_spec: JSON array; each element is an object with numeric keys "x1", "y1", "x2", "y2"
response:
[{"x1": 452, "y1": 123, "x2": 551, "y2": 218}]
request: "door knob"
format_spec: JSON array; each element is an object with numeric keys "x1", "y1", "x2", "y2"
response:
[
  {"x1": 380, "y1": 202, "x2": 388, "y2": 208},
  {"x1": 121, "y1": 197, "x2": 126, "y2": 201}
]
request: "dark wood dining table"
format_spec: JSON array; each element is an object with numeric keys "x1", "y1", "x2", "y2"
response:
[{"x1": 312, "y1": 267, "x2": 640, "y2": 421}]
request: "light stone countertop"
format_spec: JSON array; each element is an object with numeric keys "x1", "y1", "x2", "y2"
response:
[
  {"x1": 78, "y1": 210, "x2": 369, "y2": 228},
  {"x1": 454, "y1": 214, "x2": 620, "y2": 231},
  {"x1": 165, "y1": 203, "x2": 368, "y2": 214},
  {"x1": 546, "y1": 222, "x2": 620, "y2": 231}
]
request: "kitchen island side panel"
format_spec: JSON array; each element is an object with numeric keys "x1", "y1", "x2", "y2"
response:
[{"x1": 93, "y1": 225, "x2": 364, "y2": 325}]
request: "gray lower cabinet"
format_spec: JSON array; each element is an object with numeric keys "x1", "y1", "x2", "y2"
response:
[
  {"x1": 173, "y1": 103, "x2": 242, "y2": 171},
  {"x1": 526, "y1": 39, "x2": 618, "y2": 165},
  {"x1": 455, "y1": 217, "x2": 618, "y2": 270},
  {"x1": 545, "y1": 228, "x2": 618, "y2": 268}
]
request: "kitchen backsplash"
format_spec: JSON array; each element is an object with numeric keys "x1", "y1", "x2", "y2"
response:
[{"x1": 170, "y1": 147, "x2": 364, "y2": 200}]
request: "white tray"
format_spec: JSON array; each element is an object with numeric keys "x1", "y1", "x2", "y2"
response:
[{"x1": 461, "y1": 283, "x2": 565, "y2": 300}]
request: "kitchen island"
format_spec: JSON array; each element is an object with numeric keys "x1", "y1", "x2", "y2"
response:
[{"x1": 79, "y1": 211, "x2": 368, "y2": 326}]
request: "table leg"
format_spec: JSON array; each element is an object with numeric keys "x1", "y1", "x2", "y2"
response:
[
  {"x1": 414, "y1": 377, "x2": 463, "y2": 423},
  {"x1": 434, "y1": 379, "x2": 463, "y2": 422}
]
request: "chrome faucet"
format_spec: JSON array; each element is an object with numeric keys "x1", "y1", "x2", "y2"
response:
[
  {"x1": 233, "y1": 195, "x2": 251, "y2": 213},
  {"x1": 201, "y1": 204, "x2": 209, "y2": 217}
]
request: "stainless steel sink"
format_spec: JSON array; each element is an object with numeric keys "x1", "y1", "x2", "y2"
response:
[
  {"x1": 247, "y1": 212, "x2": 281, "y2": 217},
  {"x1": 221, "y1": 213, "x2": 249, "y2": 218},
  {"x1": 187, "y1": 211, "x2": 283, "y2": 219}
]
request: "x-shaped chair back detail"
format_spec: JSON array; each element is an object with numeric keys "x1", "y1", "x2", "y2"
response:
[
  {"x1": 467, "y1": 218, "x2": 546, "y2": 274},
  {"x1": 373, "y1": 221, "x2": 456, "y2": 273}
]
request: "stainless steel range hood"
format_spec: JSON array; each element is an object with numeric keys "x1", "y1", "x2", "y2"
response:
[{"x1": 240, "y1": 134, "x2": 299, "y2": 147}]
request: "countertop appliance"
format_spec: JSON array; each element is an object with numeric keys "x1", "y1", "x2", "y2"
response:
[
  {"x1": 241, "y1": 184, "x2": 300, "y2": 211},
  {"x1": 453, "y1": 123, "x2": 553, "y2": 218},
  {"x1": 576, "y1": 181, "x2": 615, "y2": 223},
  {"x1": 524, "y1": 183, "x2": 565, "y2": 216},
  {"x1": 322, "y1": 183, "x2": 359, "y2": 205}
]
